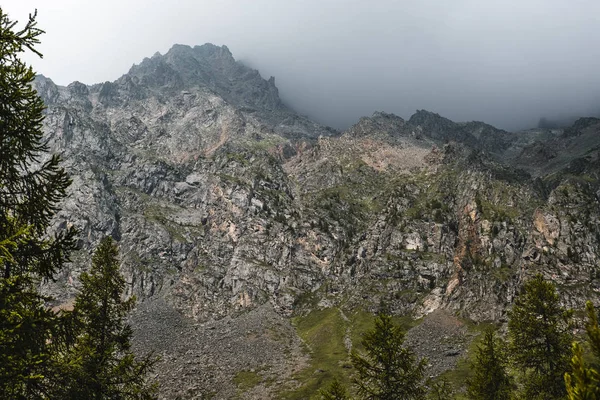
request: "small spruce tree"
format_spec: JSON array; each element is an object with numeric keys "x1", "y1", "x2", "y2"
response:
[
  {"x1": 466, "y1": 329, "x2": 512, "y2": 400},
  {"x1": 320, "y1": 378, "x2": 350, "y2": 400},
  {"x1": 427, "y1": 377, "x2": 454, "y2": 400},
  {"x1": 351, "y1": 313, "x2": 427, "y2": 400},
  {"x1": 60, "y1": 237, "x2": 157, "y2": 399}
]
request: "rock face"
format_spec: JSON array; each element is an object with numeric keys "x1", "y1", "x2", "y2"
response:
[{"x1": 36, "y1": 43, "x2": 600, "y2": 398}]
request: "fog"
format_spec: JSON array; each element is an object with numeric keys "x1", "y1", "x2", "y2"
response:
[{"x1": 3, "y1": 0, "x2": 600, "y2": 131}]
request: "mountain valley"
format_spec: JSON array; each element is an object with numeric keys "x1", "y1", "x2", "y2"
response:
[{"x1": 34, "y1": 43, "x2": 600, "y2": 399}]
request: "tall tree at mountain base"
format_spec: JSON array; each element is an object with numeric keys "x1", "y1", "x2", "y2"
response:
[
  {"x1": 59, "y1": 237, "x2": 157, "y2": 400},
  {"x1": 508, "y1": 274, "x2": 573, "y2": 400},
  {"x1": 0, "y1": 7, "x2": 76, "y2": 398},
  {"x1": 351, "y1": 313, "x2": 427, "y2": 400},
  {"x1": 466, "y1": 329, "x2": 513, "y2": 400}
]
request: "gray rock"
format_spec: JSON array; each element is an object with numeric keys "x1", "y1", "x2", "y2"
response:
[{"x1": 35, "y1": 42, "x2": 600, "y2": 398}]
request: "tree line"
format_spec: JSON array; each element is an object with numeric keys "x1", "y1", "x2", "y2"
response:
[{"x1": 320, "y1": 274, "x2": 600, "y2": 400}]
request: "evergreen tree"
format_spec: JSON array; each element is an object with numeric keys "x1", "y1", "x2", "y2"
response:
[
  {"x1": 0, "y1": 8, "x2": 76, "y2": 398},
  {"x1": 584, "y1": 302, "x2": 600, "y2": 360},
  {"x1": 565, "y1": 343, "x2": 599, "y2": 400},
  {"x1": 508, "y1": 274, "x2": 573, "y2": 400},
  {"x1": 466, "y1": 329, "x2": 512, "y2": 400},
  {"x1": 564, "y1": 301, "x2": 600, "y2": 400},
  {"x1": 320, "y1": 378, "x2": 350, "y2": 400},
  {"x1": 60, "y1": 237, "x2": 157, "y2": 399},
  {"x1": 351, "y1": 313, "x2": 427, "y2": 400},
  {"x1": 427, "y1": 377, "x2": 454, "y2": 400}
]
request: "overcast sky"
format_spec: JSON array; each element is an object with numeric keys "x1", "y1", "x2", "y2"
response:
[{"x1": 3, "y1": 0, "x2": 600, "y2": 131}]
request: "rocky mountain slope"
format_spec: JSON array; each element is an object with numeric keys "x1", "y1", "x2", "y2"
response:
[{"x1": 36, "y1": 43, "x2": 600, "y2": 398}]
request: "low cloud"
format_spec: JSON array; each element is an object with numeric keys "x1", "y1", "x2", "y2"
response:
[{"x1": 5, "y1": 0, "x2": 600, "y2": 131}]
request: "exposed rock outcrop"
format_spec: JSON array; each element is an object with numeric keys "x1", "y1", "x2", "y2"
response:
[{"x1": 35, "y1": 43, "x2": 600, "y2": 398}]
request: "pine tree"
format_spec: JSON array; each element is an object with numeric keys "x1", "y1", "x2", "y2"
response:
[
  {"x1": 564, "y1": 342, "x2": 599, "y2": 400},
  {"x1": 508, "y1": 274, "x2": 573, "y2": 400},
  {"x1": 351, "y1": 313, "x2": 427, "y2": 400},
  {"x1": 320, "y1": 378, "x2": 350, "y2": 400},
  {"x1": 427, "y1": 377, "x2": 455, "y2": 400},
  {"x1": 60, "y1": 237, "x2": 157, "y2": 399},
  {"x1": 0, "y1": 7, "x2": 76, "y2": 398},
  {"x1": 564, "y1": 301, "x2": 600, "y2": 400},
  {"x1": 466, "y1": 329, "x2": 512, "y2": 400}
]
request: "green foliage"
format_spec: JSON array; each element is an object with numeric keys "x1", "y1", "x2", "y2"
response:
[
  {"x1": 466, "y1": 329, "x2": 512, "y2": 400},
  {"x1": 0, "y1": 8, "x2": 75, "y2": 281},
  {"x1": 564, "y1": 301, "x2": 600, "y2": 400},
  {"x1": 508, "y1": 274, "x2": 573, "y2": 400},
  {"x1": 427, "y1": 377, "x2": 454, "y2": 400},
  {"x1": 475, "y1": 194, "x2": 518, "y2": 223},
  {"x1": 0, "y1": 274, "x2": 63, "y2": 399},
  {"x1": 58, "y1": 237, "x2": 158, "y2": 399},
  {"x1": 565, "y1": 342, "x2": 599, "y2": 400},
  {"x1": 583, "y1": 302, "x2": 600, "y2": 361},
  {"x1": 0, "y1": 13, "x2": 156, "y2": 398},
  {"x1": 351, "y1": 313, "x2": 427, "y2": 400},
  {"x1": 0, "y1": 8, "x2": 76, "y2": 398},
  {"x1": 320, "y1": 378, "x2": 350, "y2": 400},
  {"x1": 283, "y1": 308, "x2": 349, "y2": 399},
  {"x1": 233, "y1": 370, "x2": 262, "y2": 392},
  {"x1": 281, "y1": 308, "x2": 421, "y2": 399}
]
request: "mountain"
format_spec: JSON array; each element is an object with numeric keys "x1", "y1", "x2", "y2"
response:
[{"x1": 36, "y1": 43, "x2": 600, "y2": 399}]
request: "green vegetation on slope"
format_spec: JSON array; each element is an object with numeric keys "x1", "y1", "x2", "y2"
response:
[
  {"x1": 279, "y1": 307, "x2": 421, "y2": 399},
  {"x1": 234, "y1": 369, "x2": 263, "y2": 395},
  {"x1": 281, "y1": 308, "x2": 349, "y2": 399}
]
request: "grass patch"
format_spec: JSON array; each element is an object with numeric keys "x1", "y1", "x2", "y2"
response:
[
  {"x1": 244, "y1": 135, "x2": 288, "y2": 152},
  {"x1": 233, "y1": 370, "x2": 262, "y2": 392},
  {"x1": 280, "y1": 308, "x2": 350, "y2": 399},
  {"x1": 348, "y1": 310, "x2": 375, "y2": 354}
]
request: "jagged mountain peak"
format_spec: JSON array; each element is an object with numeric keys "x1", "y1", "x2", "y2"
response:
[
  {"x1": 33, "y1": 74, "x2": 60, "y2": 104},
  {"x1": 125, "y1": 42, "x2": 283, "y2": 112},
  {"x1": 407, "y1": 109, "x2": 479, "y2": 147},
  {"x1": 407, "y1": 109, "x2": 449, "y2": 125},
  {"x1": 133, "y1": 43, "x2": 235, "y2": 74},
  {"x1": 371, "y1": 110, "x2": 405, "y2": 121},
  {"x1": 110, "y1": 42, "x2": 336, "y2": 140},
  {"x1": 342, "y1": 109, "x2": 523, "y2": 159},
  {"x1": 563, "y1": 116, "x2": 600, "y2": 138},
  {"x1": 405, "y1": 109, "x2": 517, "y2": 156},
  {"x1": 34, "y1": 42, "x2": 338, "y2": 147},
  {"x1": 406, "y1": 110, "x2": 509, "y2": 141},
  {"x1": 345, "y1": 111, "x2": 406, "y2": 138},
  {"x1": 167, "y1": 43, "x2": 234, "y2": 61}
]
